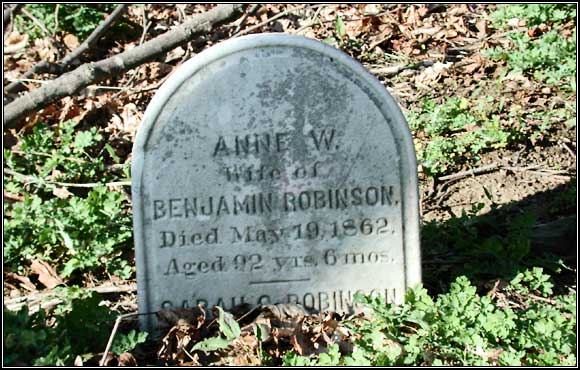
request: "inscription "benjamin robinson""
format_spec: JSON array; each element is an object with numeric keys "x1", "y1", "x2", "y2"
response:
[{"x1": 152, "y1": 185, "x2": 396, "y2": 220}]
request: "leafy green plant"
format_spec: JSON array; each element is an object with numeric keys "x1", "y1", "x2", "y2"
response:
[
  {"x1": 111, "y1": 330, "x2": 149, "y2": 355},
  {"x1": 508, "y1": 267, "x2": 554, "y2": 297},
  {"x1": 486, "y1": 5, "x2": 577, "y2": 91},
  {"x1": 407, "y1": 98, "x2": 515, "y2": 176},
  {"x1": 192, "y1": 306, "x2": 242, "y2": 352},
  {"x1": 4, "y1": 289, "x2": 116, "y2": 366},
  {"x1": 485, "y1": 31, "x2": 576, "y2": 90},
  {"x1": 284, "y1": 273, "x2": 576, "y2": 366},
  {"x1": 15, "y1": 4, "x2": 119, "y2": 40},
  {"x1": 4, "y1": 121, "x2": 133, "y2": 281},
  {"x1": 490, "y1": 4, "x2": 576, "y2": 28}
]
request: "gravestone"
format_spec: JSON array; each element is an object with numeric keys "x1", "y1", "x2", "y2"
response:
[{"x1": 132, "y1": 34, "x2": 421, "y2": 330}]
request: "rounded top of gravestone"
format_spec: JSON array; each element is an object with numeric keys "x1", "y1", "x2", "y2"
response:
[{"x1": 135, "y1": 33, "x2": 414, "y2": 159}]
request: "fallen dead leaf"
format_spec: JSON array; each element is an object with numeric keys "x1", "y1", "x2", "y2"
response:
[
  {"x1": 6, "y1": 272, "x2": 37, "y2": 291},
  {"x1": 53, "y1": 187, "x2": 73, "y2": 199},
  {"x1": 120, "y1": 103, "x2": 144, "y2": 137},
  {"x1": 31, "y1": 259, "x2": 64, "y2": 289},
  {"x1": 118, "y1": 352, "x2": 138, "y2": 366},
  {"x1": 74, "y1": 355, "x2": 84, "y2": 366},
  {"x1": 59, "y1": 97, "x2": 81, "y2": 122},
  {"x1": 34, "y1": 38, "x2": 58, "y2": 63},
  {"x1": 4, "y1": 31, "x2": 29, "y2": 54},
  {"x1": 476, "y1": 19, "x2": 488, "y2": 38},
  {"x1": 63, "y1": 33, "x2": 80, "y2": 51},
  {"x1": 414, "y1": 61, "x2": 452, "y2": 88},
  {"x1": 165, "y1": 46, "x2": 185, "y2": 63}
]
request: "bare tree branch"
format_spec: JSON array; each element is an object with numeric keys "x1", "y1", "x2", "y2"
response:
[
  {"x1": 3, "y1": 4, "x2": 24, "y2": 34},
  {"x1": 3, "y1": 4, "x2": 246, "y2": 130},
  {"x1": 5, "y1": 4, "x2": 129, "y2": 94}
]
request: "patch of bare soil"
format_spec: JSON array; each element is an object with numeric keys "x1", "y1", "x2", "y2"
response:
[{"x1": 421, "y1": 138, "x2": 576, "y2": 223}]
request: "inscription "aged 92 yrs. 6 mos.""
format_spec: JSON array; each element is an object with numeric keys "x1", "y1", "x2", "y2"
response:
[{"x1": 132, "y1": 34, "x2": 421, "y2": 330}]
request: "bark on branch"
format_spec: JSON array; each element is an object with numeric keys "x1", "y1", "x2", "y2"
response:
[
  {"x1": 3, "y1": 4, "x2": 24, "y2": 33},
  {"x1": 3, "y1": 4, "x2": 246, "y2": 130},
  {"x1": 5, "y1": 4, "x2": 129, "y2": 94}
]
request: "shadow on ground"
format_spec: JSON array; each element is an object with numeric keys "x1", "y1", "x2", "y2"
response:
[{"x1": 420, "y1": 178, "x2": 576, "y2": 296}]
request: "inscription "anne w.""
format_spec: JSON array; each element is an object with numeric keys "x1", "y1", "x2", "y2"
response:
[{"x1": 212, "y1": 128, "x2": 337, "y2": 157}]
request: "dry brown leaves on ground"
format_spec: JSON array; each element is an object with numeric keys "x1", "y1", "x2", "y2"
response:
[{"x1": 114, "y1": 303, "x2": 358, "y2": 366}]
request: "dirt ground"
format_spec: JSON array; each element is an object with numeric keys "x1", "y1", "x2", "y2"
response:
[{"x1": 421, "y1": 139, "x2": 576, "y2": 223}]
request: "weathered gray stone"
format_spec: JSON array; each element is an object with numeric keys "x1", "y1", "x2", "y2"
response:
[{"x1": 132, "y1": 33, "x2": 421, "y2": 330}]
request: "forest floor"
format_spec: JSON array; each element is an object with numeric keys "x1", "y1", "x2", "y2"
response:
[{"x1": 3, "y1": 4, "x2": 577, "y2": 366}]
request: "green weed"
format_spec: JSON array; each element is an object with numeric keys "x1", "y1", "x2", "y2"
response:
[
  {"x1": 486, "y1": 5, "x2": 577, "y2": 91},
  {"x1": 4, "y1": 121, "x2": 133, "y2": 281},
  {"x1": 111, "y1": 330, "x2": 149, "y2": 356},
  {"x1": 407, "y1": 98, "x2": 515, "y2": 176},
  {"x1": 490, "y1": 4, "x2": 576, "y2": 28},
  {"x1": 15, "y1": 4, "x2": 119, "y2": 40},
  {"x1": 485, "y1": 31, "x2": 576, "y2": 91},
  {"x1": 192, "y1": 306, "x2": 242, "y2": 353},
  {"x1": 3, "y1": 289, "x2": 117, "y2": 366},
  {"x1": 284, "y1": 272, "x2": 576, "y2": 366}
]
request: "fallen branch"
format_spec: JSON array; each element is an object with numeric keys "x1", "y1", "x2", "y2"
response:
[
  {"x1": 4, "y1": 4, "x2": 246, "y2": 130},
  {"x1": 5, "y1": 4, "x2": 129, "y2": 94},
  {"x1": 369, "y1": 60, "x2": 434, "y2": 77},
  {"x1": 436, "y1": 163, "x2": 552, "y2": 183},
  {"x1": 4, "y1": 282, "x2": 137, "y2": 312},
  {"x1": 233, "y1": 4, "x2": 322, "y2": 38},
  {"x1": 437, "y1": 163, "x2": 500, "y2": 182},
  {"x1": 3, "y1": 4, "x2": 24, "y2": 34}
]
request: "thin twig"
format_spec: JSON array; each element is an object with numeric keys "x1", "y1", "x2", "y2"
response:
[
  {"x1": 7, "y1": 78, "x2": 49, "y2": 84},
  {"x1": 4, "y1": 168, "x2": 131, "y2": 188},
  {"x1": 438, "y1": 163, "x2": 500, "y2": 182},
  {"x1": 559, "y1": 140, "x2": 576, "y2": 158},
  {"x1": 123, "y1": 73, "x2": 172, "y2": 97},
  {"x1": 53, "y1": 4, "x2": 59, "y2": 35},
  {"x1": 5, "y1": 5, "x2": 24, "y2": 42},
  {"x1": 369, "y1": 60, "x2": 434, "y2": 77},
  {"x1": 435, "y1": 184, "x2": 455, "y2": 207},
  {"x1": 232, "y1": 4, "x2": 261, "y2": 35},
  {"x1": 4, "y1": 4, "x2": 24, "y2": 33},
  {"x1": 5, "y1": 4, "x2": 128, "y2": 94},
  {"x1": 100, "y1": 313, "x2": 140, "y2": 366},
  {"x1": 110, "y1": 5, "x2": 151, "y2": 101},
  {"x1": 5, "y1": 283, "x2": 138, "y2": 314},
  {"x1": 21, "y1": 7, "x2": 51, "y2": 37},
  {"x1": 139, "y1": 4, "x2": 150, "y2": 45},
  {"x1": 176, "y1": 4, "x2": 187, "y2": 23},
  {"x1": 234, "y1": 4, "x2": 323, "y2": 38},
  {"x1": 10, "y1": 149, "x2": 85, "y2": 163},
  {"x1": 4, "y1": 283, "x2": 137, "y2": 307},
  {"x1": 528, "y1": 294, "x2": 558, "y2": 305}
]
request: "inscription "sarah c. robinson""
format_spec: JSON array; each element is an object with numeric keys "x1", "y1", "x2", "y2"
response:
[{"x1": 160, "y1": 287, "x2": 399, "y2": 313}]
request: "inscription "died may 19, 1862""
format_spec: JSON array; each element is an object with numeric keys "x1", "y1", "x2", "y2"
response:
[{"x1": 132, "y1": 34, "x2": 421, "y2": 330}]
